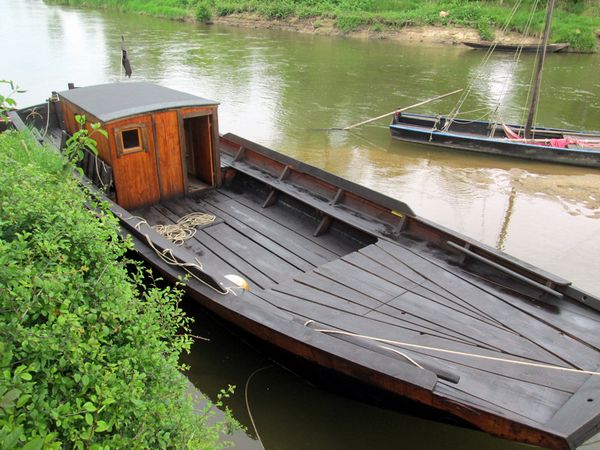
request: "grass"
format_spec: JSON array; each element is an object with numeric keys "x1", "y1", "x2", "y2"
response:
[{"x1": 44, "y1": 0, "x2": 600, "y2": 51}]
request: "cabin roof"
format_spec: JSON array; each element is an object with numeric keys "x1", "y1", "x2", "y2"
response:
[{"x1": 58, "y1": 82, "x2": 218, "y2": 122}]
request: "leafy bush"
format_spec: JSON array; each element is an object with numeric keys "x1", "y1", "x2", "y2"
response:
[
  {"x1": 477, "y1": 17, "x2": 495, "y2": 41},
  {"x1": 336, "y1": 14, "x2": 368, "y2": 32},
  {"x1": 196, "y1": 1, "x2": 212, "y2": 21},
  {"x1": 0, "y1": 129, "x2": 236, "y2": 449}
]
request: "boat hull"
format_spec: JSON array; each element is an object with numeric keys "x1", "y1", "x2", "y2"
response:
[
  {"x1": 462, "y1": 41, "x2": 569, "y2": 52},
  {"x1": 390, "y1": 113, "x2": 600, "y2": 168},
  {"x1": 10, "y1": 93, "x2": 600, "y2": 450}
]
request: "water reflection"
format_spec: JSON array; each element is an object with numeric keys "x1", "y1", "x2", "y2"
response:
[
  {"x1": 3, "y1": 2, "x2": 600, "y2": 446},
  {"x1": 181, "y1": 301, "x2": 531, "y2": 450}
]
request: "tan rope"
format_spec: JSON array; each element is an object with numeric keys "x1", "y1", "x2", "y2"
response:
[
  {"x1": 308, "y1": 326, "x2": 600, "y2": 376},
  {"x1": 152, "y1": 212, "x2": 216, "y2": 246},
  {"x1": 142, "y1": 233, "x2": 235, "y2": 296}
]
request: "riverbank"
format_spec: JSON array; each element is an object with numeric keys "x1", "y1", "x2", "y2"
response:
[
  {"x1": 211, "y1": 13, "x2": 539, "y2": 47},
  {"x1": 45, "y1": 0, "x2": 600, "y2": 52}
]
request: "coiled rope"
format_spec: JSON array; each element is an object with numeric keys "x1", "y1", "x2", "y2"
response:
[{"x1": 151, "y1": 212, "x2": 216, "y2": 245}]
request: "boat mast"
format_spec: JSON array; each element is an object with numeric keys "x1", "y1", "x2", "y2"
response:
[{"x1": 524, "y1": 0, "x2": 556, "y2": 139}]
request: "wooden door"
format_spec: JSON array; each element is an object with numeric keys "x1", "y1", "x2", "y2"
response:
[
  {"x1": 109, "y1": 115, "x2": 161, "y2": 209},
  {"x1": 183, "y1": 115, "x2": 214, "y2": 185}
]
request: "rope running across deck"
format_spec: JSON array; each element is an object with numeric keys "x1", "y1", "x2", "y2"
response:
[{"x1": 304, "y1": 321, "x2": 600, "y2": 377}]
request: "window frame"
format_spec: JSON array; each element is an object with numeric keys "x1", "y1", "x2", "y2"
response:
[{"x1": 115, "y1": 123, "x2": 148, "y2": 156}]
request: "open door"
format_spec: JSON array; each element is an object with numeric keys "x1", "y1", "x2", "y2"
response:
[{"x1": 183, "y1": 115, "x2": 214, "y2": 192}]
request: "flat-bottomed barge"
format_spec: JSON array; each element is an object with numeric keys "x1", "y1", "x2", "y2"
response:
[{"x1": 12, "y1": 82, "x2": 600, "y2": 449}]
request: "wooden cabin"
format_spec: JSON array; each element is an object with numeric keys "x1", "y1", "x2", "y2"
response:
[{"x1": 57, "y1": 82, "x2": 221, "y2": 209}]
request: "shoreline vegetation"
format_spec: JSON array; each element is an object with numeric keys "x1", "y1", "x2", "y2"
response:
[
  {"x1": 44, "y1": 0, "x2": 600, "y2": 52},
  {"x1": 0, "y1": 117, "x2": 237, "y2": 448}
]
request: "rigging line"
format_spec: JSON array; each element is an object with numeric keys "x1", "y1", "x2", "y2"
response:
[
  {"x1": 42, "y1": 99, "x2": 51, "y2": 138},
  {"x1": 141, "y1": 233, "x2": 239, "y2": 296},
  {"x1": 379, "y1": 346, "x2": 425, "y2": 369},
  {"x1": 308, "y1": 327, "x2": 600, "y2": 376},
  {"x1": 244, "y1": 365, "x2": 274, "y2": 450},
  {"x1": 520, "y1": 0, "x2": 544, "y2": 130},
  {"x1": 444, "y1": 0, "x2": 524, "y2": 128}
]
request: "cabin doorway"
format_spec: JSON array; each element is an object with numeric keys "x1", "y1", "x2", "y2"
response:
[{"x1": 183, "y1": 115, "x2": 214, "y2": 192}]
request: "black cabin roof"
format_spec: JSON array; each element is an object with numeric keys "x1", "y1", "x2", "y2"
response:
[{"x1": 58, "y1": 82, "x2": 218, "y2": 122}]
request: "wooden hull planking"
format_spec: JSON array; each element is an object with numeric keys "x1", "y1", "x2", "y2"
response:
[{"x1": 10, "y1": 98, "x2": 600, "y2": 450}]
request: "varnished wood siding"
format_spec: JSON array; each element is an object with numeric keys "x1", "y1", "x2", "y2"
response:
[
  {"x1": 108, "y1": 115, "x2": 161, "y2": 209},
  {"x1": 59, "y1": 99, "x2": 111, "y2": 163},
  {"x1": 154, "y1": 111, "x2": 185, "y2": 199}
]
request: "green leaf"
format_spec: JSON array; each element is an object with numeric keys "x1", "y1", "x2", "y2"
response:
[
  {"x1": 95, "y1": 420, "x2": 109, "y2": 433},
  {"x1": 16, "y1": 393, "x2": 31, "y2": 408},
  {"x1": 83, "y1": 401, "x2": 96, "y2": 412},
  {"x1": 85, "y1": 413, "x2": 93, "y2": 426},
  {"x1": 0, "y1": 388, "x2": 21, "y2": 409},
  {"x1": 22, "y1": 437, "x2": 44, "y2": 450}
]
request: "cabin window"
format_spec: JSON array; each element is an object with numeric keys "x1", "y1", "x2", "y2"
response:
[{"x1": 115, "y1": 124, "x2": 148, "y2": 156}]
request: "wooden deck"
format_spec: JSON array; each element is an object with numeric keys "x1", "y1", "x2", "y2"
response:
[{"x1": 135, "y1": 176, "x2": 600, "y2": 448}]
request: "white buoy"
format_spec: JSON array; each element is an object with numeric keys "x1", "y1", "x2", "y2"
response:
[{"x1": 225, "y1": 274, "x2": 250, "y2": 292}]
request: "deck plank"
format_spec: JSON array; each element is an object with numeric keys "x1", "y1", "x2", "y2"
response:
[
  {"x1": 377, "y1": 239, "x2": 600, "y2": 370},
  {"x1": 203, "y1": 223, "x2": 302, "y2": 284},
  {"x1": 255, "y1": 288, "x2": 576, "y2": 421},
  {"x1": 358, "y1": 243, "x2": 503, "y2": 327},
  {"x1": 316, "y1": 256, "x2": 577, "y2": 366},
  {"x1": 215, "y1": 187, "x2": 363, "y2": 256},
  {"x1": 191, "y1": 198, "x2": 319, "y2": 271}
]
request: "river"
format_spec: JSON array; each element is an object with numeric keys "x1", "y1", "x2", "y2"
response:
[{"x1": 2, "y1": 1, "x2": 600, "y2": 448}]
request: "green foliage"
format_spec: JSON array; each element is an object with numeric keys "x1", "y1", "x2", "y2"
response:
[
  {"x1": 43, "y1": 0, "x2": 600, "y2": 51},
  {"x1": 64, "y1": 115, "x2": 107, "y2": 174},
  {"x1": 336, "y1": 14, "x2": 368, "y2": 32},
  {"x1": 0, "y1": 129, "x2": 237, "y2": 449},
  {"x1": 0, "y1": 81, "x2": 26, "y2": 125},
  {"x1": 196, "y1": 1, "x2": 212, "y2": 22},
  {"x1": 477, "y1": 17, "x2": 495, "y2": 41}
]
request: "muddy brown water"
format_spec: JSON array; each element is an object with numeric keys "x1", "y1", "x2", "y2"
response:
[{"x1": 3, "y1": 1, "x2": 600, "y2": 448}]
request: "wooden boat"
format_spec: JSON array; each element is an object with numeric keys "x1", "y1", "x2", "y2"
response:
[
  {"x1": 391, "y1": 1, "x2": 600, "y2": 168},
  {"x1": 462, "y1": 41, "x2": 569, "y2": 52},
  {"x1": 10, "y1": 81, "x2": 600, "y2": 449},
  {"x1": 390, "y1": 113, "x2": 600, "y2": 168}
]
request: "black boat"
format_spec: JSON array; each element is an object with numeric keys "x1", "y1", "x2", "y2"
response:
[
  {"x1": 390, "y1": 112, "x2": 600, "y2": 168},
  {"x1": 9, "y1": 81, "x2": 600, "y2": 449},
  {"x1": 462, "y1": 41, "x2": 569, "y2": 52},
  {"x1": 391, "y1": 1, "x2": 600, "y2": 168}
]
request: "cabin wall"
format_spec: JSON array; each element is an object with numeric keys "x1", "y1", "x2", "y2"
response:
[
  {"x1": 59, "y1": 96, "x2": 220, "y2": 210},
  {"x1": 59, "y1": 100, "x2": 111, "y2": 163}
]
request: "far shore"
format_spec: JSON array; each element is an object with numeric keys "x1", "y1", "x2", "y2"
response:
[{"x1": 212, "y1": 13, "x2": 543, "y2": 47}]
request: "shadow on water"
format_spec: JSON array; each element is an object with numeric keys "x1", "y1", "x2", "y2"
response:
[{"x1": 180, "y1": 300, "x2": 531, "y2": 450}]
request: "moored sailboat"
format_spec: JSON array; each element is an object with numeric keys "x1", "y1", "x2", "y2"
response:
[{"x1": 390, "y1": 0, "x2": 600, "y2": 168}]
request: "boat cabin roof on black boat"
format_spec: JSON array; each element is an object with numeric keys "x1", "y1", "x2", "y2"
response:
[{"x1": 56, "y1": 82, "x2": 221, "y2": 210}]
